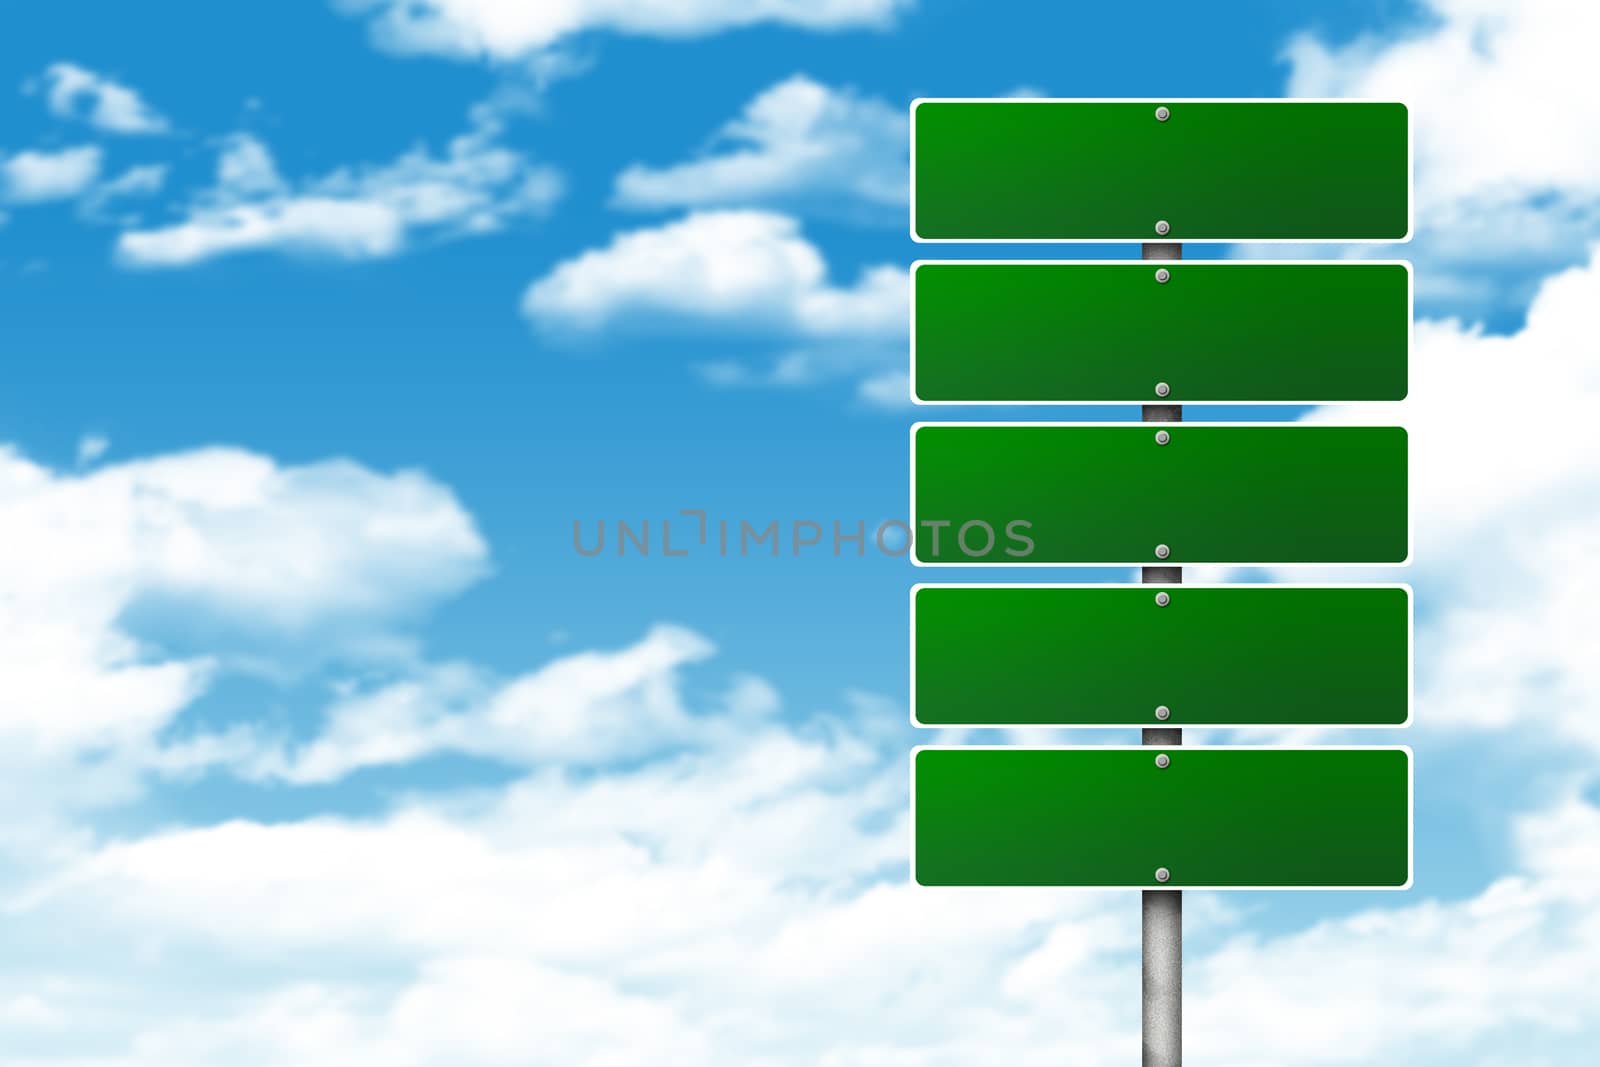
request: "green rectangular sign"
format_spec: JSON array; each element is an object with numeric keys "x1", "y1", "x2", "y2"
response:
[
  {"x1": 912, "y1": 584, "x2": 1411, "y2": 727},
  {"x1": 912, "y1": 261, "x2": 1410, "y2": 403},
  {"x1": 912, "y1": 99, "x2": 1410, "y2": 242},
  {"x1": 913, "y1": 747, "x2": 1412, "y2": 888},
  {"x1": 911, "y1": 423, "x2": 1409, "y2": 565}
]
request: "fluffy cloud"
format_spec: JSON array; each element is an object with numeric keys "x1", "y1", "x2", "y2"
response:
[
  {"x1": 523, "y1": 211, "x2": 902, "y2": 336},
  {"x1": 1265, "y1": 0, "x2": 1600, "y2": 316},
  {"x1": 333, "y1": 0, "x2": 911, "y2": 62},
  {"x1": 1183, "y1": 792, "x2": 1600, "y2": 1066},
  {"x1": 522, "y1": 210, "x2": 906, "y2": 397},
  {"x1": 18, "y1": 681, "x2": 1147, "y2": 1065},
  {"x1": 0, "y1": 445, "x2": 485, "y2": 789},
  {"x1": 1287, "y1": 0, "x2": 1599, "y2": 205},
  {"x1": 117, "y1": 116, "x2": 561, "y2": 267},
  {"x1": 613, "y1": 75, "x2": 906, "y2": 218},
  {"x1": 0, "y1": 145, "x2": 102, "y2": 203},
  {"x1": 13, "y1": 652, "x2": 1600, "y2": 1065},
  {"x1": 1249, "y1": 250, "x2": 1600, "y2": 761},
  {"x1": 35, "y1": 62, "x2": 171, "y2": 135}
]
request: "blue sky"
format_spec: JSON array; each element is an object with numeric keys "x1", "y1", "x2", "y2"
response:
[{"x1": 2, "y1": 0, "x2": 1599, "y2": 1063}]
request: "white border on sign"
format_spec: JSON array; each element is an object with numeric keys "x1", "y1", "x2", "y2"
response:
[
  {"x1": 907, "y1": 259, "x2": 1415, "y2": 406},
  {"x1": 908, "y1": 744, "x2": 1416, "y2": 891},
  {"x1": 908, "y1": 97, "x2": 1416, "y2": 244},
  {"x1": 907, "y1": 421, "x2": 1414, "y2": 568},
  {"x1": 907, "y1": 582, "x2": 1414, "y2": 729}
]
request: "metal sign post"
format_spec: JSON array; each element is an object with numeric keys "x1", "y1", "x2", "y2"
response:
[{"x1": 1142, "y1": 240, "x2": 1182, "y2": 1067}]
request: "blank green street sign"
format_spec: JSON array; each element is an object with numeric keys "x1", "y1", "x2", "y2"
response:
[
  {"x1": 912, "y1": 584, "x2": 1411, "y2": 727},
  {"x1": 913, "y1": 747, "x2": 1412, "y2": 888},
  {"x1": 911, "y1": 423, "x2": 1408, "y2": 565},
  {"x1": 912, "y1": 99, "x2": 1410, "y2": 242},
  {"x1": 913, "y1": 261, "x2": 1410, "y2": 404}
]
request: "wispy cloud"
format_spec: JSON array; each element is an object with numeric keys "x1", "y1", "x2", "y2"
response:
[
  {"x1": 79, "y1": 163, "x2": 168, "y2": 223},
  {"x1": 32, "y1": 62, "x2": 171, "y2": 136},
  {"x1": 167, "y1": 625, "x2": 746, "y2": 783},
  {"x1": 75, "y1": 434, "x2": 110, "y2": 467},
  {"x1": 334, "y1": 0, "x2": 913, "y2": 62},
  {"x1": 117, "y1": 112, "x2": 561, "y2": 268}
]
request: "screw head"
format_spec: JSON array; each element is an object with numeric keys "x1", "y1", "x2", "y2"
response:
[
  {"x1": 1154, "y1": 544, "x2": 1171, "y2": 560},
  {"x1": 1155, "y1": 705, "x2": 1171, "y2": 721},
  {"x1": 1155, "y1": 268, "x2": 1170, "y2": 284},
  {"x1": 1155, "y1": 429, "x2": 1170, "y2": 446},
  {"x1": 1155, "y1": 220, "x2": 1171, "y2": 236},
  {"x1": 1155, "y1": 867, "x2": 1172, "y2": 883},
  {"x1": 1155, "y1": 381, "x2": 1171, "y2": 397},
  {"x1": 1155, "y1": 753, "x2": 1171, "y2": 769},
  {"x1": 1155, "y1": 106, "x2": 1170, "y2": 122},
  {"x1": 1155, "y1": 591, "x2": 1171, "y2": 607}
]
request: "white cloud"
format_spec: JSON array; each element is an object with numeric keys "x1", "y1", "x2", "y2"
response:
[
  {"x1": 613, "y1": 75, "x2": 905, "y2": 217},
  {"x1": 523, "y1": 210, "x2": 905, "y2": 392},
  {"x1": 0, "y1": 445, "x2": 485, "y2": 780},
  {"x1": 1241, "y1": 249, "x2": 1600, "y2": 760},
  {"x1": 35, "y1": 62, "x2": 171, "y2": 135},
  {"x1": 93, "y1": 164, "x2": 167, "y2": 201},
  {"x1": 119, "y1": 194, "x2": 405, "y2": 267},
  {"x1": 334, "y1": 0, "x2": 911, "y2": 62},
  {"x1": 18, "y1": 681, "x2": 1147, "y2": 1065},
  {"x1": 1286, "y1": 1, "x2": 1600, "y2": 205},
  {"x1": 14, "y1": 658, "x2": 1600, "y2": 1065},
  {"x1": 1183, "y1": 791, "x2": 1600, "y2": 1066},
  {"x1": 188, "y1": 624, "x2": 734, "y2": 783},
  {"x1": 524, "y1": 209, "x2": 903, "y2": 338},
  {"x1": 1193, "y1": 251, "x2": 1600, "y2": 1060},
  {"x1": 0, "y1": 146, "x2": 102, "y2": 203},
  {"x1": 1268, "y1": 0, "x2": 1600, "y2": 316},
  {"x1": 214, "y1": 134, "x2": 286, "y2": 197},
  {"x1": 117, "y1": 116, "x2": 561, "y2": 267},
  {"x1": 857, "y1": 369, "x2": 913, "y2": 408},
  {"x1": 78, "y1": 164, "x2": 169, "y2": 224},
  {"x1": 75, "y1": 434, "x2": 109, "y2": 467}
]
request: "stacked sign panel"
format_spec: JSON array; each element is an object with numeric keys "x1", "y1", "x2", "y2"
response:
[
  {"x1": 912, "y1": 100, "x2": 1410, "y2": 242},
  {"x1": 913, "y1": 261, "x2": 1411, "y2": 404},
  {"x1": 912, "y1": 584, "x2": 1412, "y2": 728}
]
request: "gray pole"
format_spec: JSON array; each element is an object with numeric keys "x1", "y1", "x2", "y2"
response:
[{"x1": 1140, "y1": 240, "x2": 1182, "y2": 1067}]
